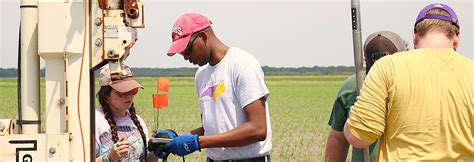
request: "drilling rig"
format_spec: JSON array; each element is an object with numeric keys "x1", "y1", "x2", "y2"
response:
[{"x1": 0, "y1": 0, "x2": 145, "y2": 161}]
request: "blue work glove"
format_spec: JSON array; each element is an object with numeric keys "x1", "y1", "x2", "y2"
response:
[
  {"x1": 163, "y1": 134, "x2": 201, "y2": 156},
  {"x1": 152, "y1": 129, "x2": 178, "y2": 159}
]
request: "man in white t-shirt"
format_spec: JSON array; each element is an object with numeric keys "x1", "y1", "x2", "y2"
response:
[{"x1": 154, "y1": 13, "x2": 272, "y2": 161}]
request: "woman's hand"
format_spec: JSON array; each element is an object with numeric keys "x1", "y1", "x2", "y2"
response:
[{"x1": 108, "y1": 138, "x2": 129, "y2": 161}]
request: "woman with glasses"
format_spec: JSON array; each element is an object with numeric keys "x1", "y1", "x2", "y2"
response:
[{"x1": 95, "y1": 65, "x2": 157, "y2": 162}]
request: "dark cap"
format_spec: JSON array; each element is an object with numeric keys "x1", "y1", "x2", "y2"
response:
[{"x1": 364, "y1": 31, "x2": 408, "y2": 62}]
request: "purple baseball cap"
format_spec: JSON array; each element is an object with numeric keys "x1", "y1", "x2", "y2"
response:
[{"x1": 415, "y1": 3, "x2": 459, "y2": 29}]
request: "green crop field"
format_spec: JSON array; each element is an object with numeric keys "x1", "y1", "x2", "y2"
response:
[{"x1": 0, "y1": 75, "x2": 347, "y2": 161}]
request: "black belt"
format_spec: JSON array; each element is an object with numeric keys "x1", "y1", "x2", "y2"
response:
[{"x1": 207, "y1": 155, "x2": 270, "y2": 162}]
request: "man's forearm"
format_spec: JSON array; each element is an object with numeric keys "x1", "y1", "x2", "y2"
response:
[
  {"x1": 198, "y1": 121, "x2": 266, "y2": 148},
  {"x1": 198, "y1": 97, "x2": 268, "y2": 149},
  {"x1": 325, "y1": 130, "x2": 350, "y2": 162}
]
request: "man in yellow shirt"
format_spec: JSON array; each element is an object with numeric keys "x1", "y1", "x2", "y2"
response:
[
  {"x1": 344, "y1": 3, "x2": 473, "y2": 161},
  {"x1": 325, "y1": 31, "x2": 408, "y2": 162}
]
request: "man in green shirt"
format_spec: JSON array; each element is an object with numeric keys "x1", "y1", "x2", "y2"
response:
[{"x1": 324, "y1": 31, "x2": 408, "y2": 162}]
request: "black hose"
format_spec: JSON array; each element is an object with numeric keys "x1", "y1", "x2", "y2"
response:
[
  {"x1": 17, "y1": 23, "x2": 22, "y2": 132},
  {"x1": 144, "y1": 141, "x2": 147, "y2": 162}
]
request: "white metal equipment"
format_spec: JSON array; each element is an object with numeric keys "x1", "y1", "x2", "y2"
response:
[{"x1": 0, "y1": 0, "x2": 145, "y2": 161}]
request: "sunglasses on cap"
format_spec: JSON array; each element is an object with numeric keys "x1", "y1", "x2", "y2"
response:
[
  {"x1": 180, "y1": 29, "x2": 209, "y2": 56},
  {"x1": 180, "y1": 34, "x2": 200, "y2": 56},
  {"x1": 116, "y1": 88, "x2": 139, "y2": 97}
]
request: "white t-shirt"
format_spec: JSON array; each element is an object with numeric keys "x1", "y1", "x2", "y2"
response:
[{"x1": 195, "y1": 47, "x2": 272, "y2": 160}]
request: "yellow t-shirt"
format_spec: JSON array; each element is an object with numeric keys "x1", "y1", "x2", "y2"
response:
[{"x1": 347, "y1": 48, "x2": 474, "y2": 161}]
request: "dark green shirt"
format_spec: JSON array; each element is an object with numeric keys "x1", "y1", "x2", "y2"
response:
[{"x1": 328, "y1": 74, "x2": 379, "y2": 162}]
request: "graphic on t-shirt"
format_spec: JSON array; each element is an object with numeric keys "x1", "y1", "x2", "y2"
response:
[
  {"x1": 200, "y1": 83, "x2": 225, "y2": 101},
  {"x1": 97, "y1": 125, "x2": 145, "y2": 161}
]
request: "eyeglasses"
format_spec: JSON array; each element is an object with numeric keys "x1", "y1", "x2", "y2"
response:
[
  {"x1": 180, "y1": 33, "x2": 201, "y2": 56},
  {"x1": 116, "y1": 88, "x2": 139, "y2": 97}
]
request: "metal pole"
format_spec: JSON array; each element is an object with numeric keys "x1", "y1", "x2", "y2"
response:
[
  {"x1": 20, "y1": 0, "x2": 40, "y2": 134},
  {"x1": 351, "y1": 0, "x2": 369, "y2": 162}
]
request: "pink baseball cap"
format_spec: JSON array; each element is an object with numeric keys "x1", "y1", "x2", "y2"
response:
[{"x1": 167, "y1": 13, "x2": 212, "y2": 56}]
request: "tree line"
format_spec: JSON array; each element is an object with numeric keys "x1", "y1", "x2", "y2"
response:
[{"x1": 0, "y1": 66, "x2": 354, "y2": 78}]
